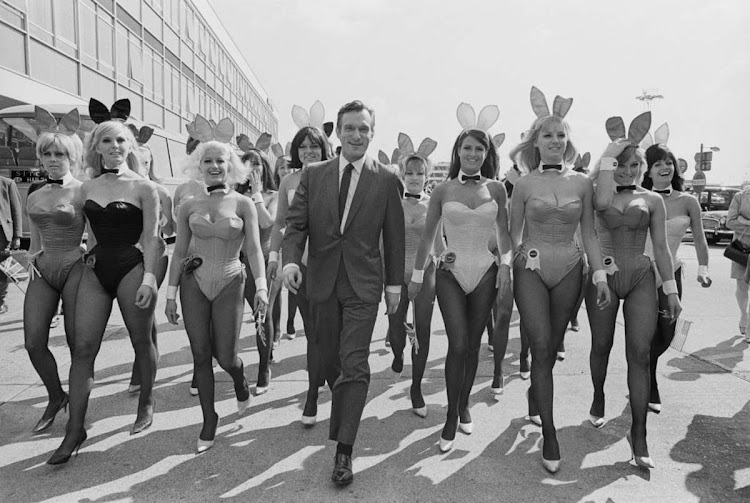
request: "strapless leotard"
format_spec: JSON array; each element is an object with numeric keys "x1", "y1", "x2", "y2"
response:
[
  {"x1": 596, "y1": 199, "x2": 653, "y2": 299},
  {"x1": 83, "y1": 200, "x2": 144, "y2": 297},
  {"x1": 28, "y1": 195, "x2": 85, "y2": 292},
  {"x1": 515, "y1": 196, "x2": 584, "y2": 289},
  {"x1": 442, "y1": 200, "x2": 497, "y2": 294},
  {"x1": 186, "y1": 214, "x2": 246, "y2": 301},
  {"x1": 645, "y1": 215, "x2": 690, "y2": 285}
]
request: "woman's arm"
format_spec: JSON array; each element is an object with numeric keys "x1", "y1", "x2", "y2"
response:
[
  {"x1": 239, "y1": 195, "x2": 268, "y2": 313},
  {"x1": 26, "y1": 195, "x2": 42, "y2": 256},
  {"x1": 165, "y1": 200, "x2": 193, "y2": 324},
  {"x1": 492, "y1": 181, "x2": 512, "y2": 292},
  {"x1": 408, "y1": 183, "x2": 445, "y2": 299},
  {"x1": 509, "y1": 178, "x2": 526, "y2": 251},
  {"x1": 684, "y1": 195, "x2": 711, "y2": 286},
  {"x1": 649, "y1": 194, "x2": 681, "y2": 318},
  {"x1": 580, "y1": 178, "x2": 604, "y2": 272},
  {"x1": 135, "y1": 180, "x2": 162, "y2": 308},
  {"x1": 158, "y1": 185, "x2": 175, "y2": 237},
  {"x1": 727, "y1": 192, "x2": 750, "y2": 233},
  {"x1": 591, "y1": 140, "x2": 629, "y2": 211}
]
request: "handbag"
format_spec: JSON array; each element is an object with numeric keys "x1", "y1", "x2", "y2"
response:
[{"x1": 725, "y1": 239, "x2": 750, "y2": 266}]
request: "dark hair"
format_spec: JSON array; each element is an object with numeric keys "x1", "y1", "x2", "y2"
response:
[
  {"x1": 240, "y1": 149, "x2": 276, "y2": 191},
  {"x1": 448, "y1": 129, "x2": 499, "y2": 180},
  {"x1": 336, "y1": 100, "x2": 375, "y2": 131},
  {"x1": 642, "y1": 143, "x2": 684, "y2": 191},
  {"x1": 289, "y1": 126, "x2": 331, "y2": 170}
]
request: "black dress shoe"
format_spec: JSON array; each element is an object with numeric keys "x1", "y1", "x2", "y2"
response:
[{"x1": 331, "y1": 453, "x2": 353, "y2": 487}]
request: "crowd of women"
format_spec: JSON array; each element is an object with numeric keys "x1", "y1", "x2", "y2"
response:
[{"x1": 18, "y1": 87, "x2": 713, "y2": 477}]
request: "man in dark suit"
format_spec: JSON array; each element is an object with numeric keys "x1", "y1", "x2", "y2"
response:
[
  {"x1": 282, "y1": 100, "x2": 405, "y2": 487},
  {"x1": 0, "y1": 175, "x2": 22, "y2": 314}
]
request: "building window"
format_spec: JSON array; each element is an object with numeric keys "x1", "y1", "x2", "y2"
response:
[
  {"x1": 129, "y1": 40, "x2": 143, "y2": 83},
  {"x1": 81, "y1": 65, "x2": 115, "y2": 104},
  {"x1": 0, "y1": 22, "x2": 26, "y2": 74},
  {"x1": 29, "y1": 39, "x2": 78, "y2": 94},
  {"x1": 148, "y1": 134, "x2": 171, "y2": 177},
  {"x1": 98, "y1": 13, "x2": 115, "y2": 72},
  {"x1": 142, "y1": 2, "x2": 162, "y2": 38},
  {"x1": 53, "y1": 0, "x2": 77, "y2": 54},
  {"x1": 144, "y1": 98, "x2": 163, "y2": 128},
  {"x1": 28, "y1": 0, "x2": 53, "y2": 44},
  {"x1": 117, "y1": 0, "x2": 141, "y2": 20}
]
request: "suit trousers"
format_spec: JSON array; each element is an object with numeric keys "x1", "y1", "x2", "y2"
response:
[
  {"x1": 0, "y1": 234, "x2": 8, "y2": 306},
  {"x1": 311, "y1": 260, "x2": 378, "y2": 445}
]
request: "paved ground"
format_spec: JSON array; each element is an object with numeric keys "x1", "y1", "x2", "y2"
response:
[{"x1": 0, "y1": 244, "x2": 748, "y2": 502}]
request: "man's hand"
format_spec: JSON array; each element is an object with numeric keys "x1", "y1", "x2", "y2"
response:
[
  {"x1": 10, "y1": 237, "x2": 20, "y2": 250},
  {"x1": 385, "y1": 290, "x2": 400, "y2": 315},
  {"x1": 283, "y1": 267, "x2": 302, "y2": 294}
]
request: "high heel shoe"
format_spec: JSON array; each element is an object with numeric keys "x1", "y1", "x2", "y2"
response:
[
  {"x1": 47, "y1": 429, "x2": 87, "y2": 465},
  {"x1": 256, "y1": 368, "x2": 271, "y2": 396},
  {"x1": 648, "y1": 402, "x2": 662, "y2": 414},
  {"x1": 519, "y1": 355, "x2": 531, "y2": 380},
  {"x1": 541, "y1": 440, "x2": 561, "y2": 474},
  {"x1": 127, "y1": 384, "x2": 141, "y2": 394},
  {"x1": 32, "y1": 393, "x2": 69, "y2": 433},
  {"x1": 525, "y1": 414, "x2": 542, "y2": 426},
  {"x1": 439, "y1": 419, "x2": 458, "y2": 452},
  {"x1": 491, "y1": 375, "x2": 504, "y2": 400},
  {"x1": 627, "y1": 434, "x2": 655, "y2": 469},
  {"x1": 556, "y1": 351, "x2": 566, "y2": 362},
  {"x1": 131, "y1": 400, "x2": 155, "y2": 435},
  {"x1": 412, "y1": 406, "x2": 427, "y2": 418},
  {"x1": 588, "y1": 414, "x2": 605, "y2": 428},
  {"x1": 197, "y1": 415, "x2": 220, "y2": 454},
  {"x1": 236, "y1": 378, "x2": 251, "y2": 416}
]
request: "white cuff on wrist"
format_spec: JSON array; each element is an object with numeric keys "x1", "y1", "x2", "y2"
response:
[
  {"x1": 411, "y1": 269, "x2": 424, "y2": 283},
  {"x1": 268, "y1": 251, "x2": 278, "y2": 263},
  {"x1": 141, "y1": 272, "x2": 158, "y2": 292},
  {"x1": 255, "y1": 277, "x2": 268, "y2": 291},
  {"x1": 592, "y1": 269, "x2": 608, "y2": 285},
  {"x1": 166, "y1": 286, "x2": 178, "y2": 300},
  {"x1": 250, "y1": 193, "x2": 264, "y2": 204},
  {"x1": 662, "y1": 279, "x2": 678, "y2": 295},
  {"x1": 698, "y1": 265, "x2": 709, "y2": 277}
]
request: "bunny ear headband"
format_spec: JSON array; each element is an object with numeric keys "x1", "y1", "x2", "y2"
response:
[
  {"x1": 127, "y1": 124, "x2": 155, "y2": 145},
  {"x1": 236, "y1": 132, "x2": 272, "y2": 153},
  {"x1": 529, "y1": 86, "x2": 573, "y2": 120},
  {"x1": 639, "y1": 122, "x2": 669, "y2": 150},
  {"x1": 573, "y1": 152, "x2": 591, "y2": 171},
  {"x1": 378, "y1": 148, "x2": 402, "y2": 166},
  {"x1": 456, "y1": 103, "x2": 506, "y2": 149},
  {"x1": 18, "y1": 106, "x2": 81, "y2": 142},
  {"x1": 271, "y1": 142, "x2": 292, "y2": 159},
  {"x1": 89, "y1": 98, "x2": 130, "y2": 124},
  {"x1": 291, "y1": 100, "x2": 334, "y2": 138},
  {"x1": 184, "y1": 115, "x2": 235, "y2": 144},
  {"x1": 605, "y1": 111, "x2": 652, "y2": 146},
  {"x1": 397, "y1": 132, "x2": 437, "y2": 162}
]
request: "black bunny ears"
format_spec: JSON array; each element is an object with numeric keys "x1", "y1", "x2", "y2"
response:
[{"x1": 89, "y1": 98, "x2": 130, "y2": 124}]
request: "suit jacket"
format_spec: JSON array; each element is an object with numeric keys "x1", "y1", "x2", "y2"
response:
[
  {"x1": 0, "y1": 176, "x2": 22, "y2": 242},
  {"x1": 283, "y1": 156, "x2": 405, "y2": 304}
]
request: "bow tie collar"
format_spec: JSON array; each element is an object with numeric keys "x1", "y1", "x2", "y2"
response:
[
  {"x1": 537, "y1": 162, "x2": 566, "y2": 174},
  {"x1": 459, "y1": 170, "x2": 481, "y2": 184},
  {"x1": 616, "y1": 185, "x2": 637, "y2": 193},
  {"x1": 100, "y1": 165, "x2": 125, "y2": 176},
  {"x1": 653, "y1": 187, "x2": 672, "y2": 196},
  {"x1": 404, "y1": 192, "x2": 423, "y2": 200},
  {"x1": 206, "y1": 183, "x2": 228, "y2": 195}
]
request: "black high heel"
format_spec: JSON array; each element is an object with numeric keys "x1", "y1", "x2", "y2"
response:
[
  {"x1": 32, "y1": 393, "x2": 69, "y2": 434},
  {"x1": 47, "y1": 429, "x2": 87, "y2": 465}
]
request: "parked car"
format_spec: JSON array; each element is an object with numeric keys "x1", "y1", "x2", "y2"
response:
[{"x1": 689, "y1": 186, "x2": 741, "y2": 245}]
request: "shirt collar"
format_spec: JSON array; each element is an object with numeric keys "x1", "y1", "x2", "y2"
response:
[
  {"x1": 48, "y1": 172, "x2": 75, "y2": 187},
  {"x1": 339, "y1": 155, "x2": 366, "y2": 174},
  {"x1": 537, "y1": 161, "x2": 568, "y2": 174}
]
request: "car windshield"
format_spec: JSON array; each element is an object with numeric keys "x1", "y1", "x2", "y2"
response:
[{"x1": 697, "y1": 189, "x2": 739, "y2": 212}]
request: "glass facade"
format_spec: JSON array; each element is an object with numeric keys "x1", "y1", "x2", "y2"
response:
[{"x1": 0, "y1": 0, "x2": 278, "y2": 141}]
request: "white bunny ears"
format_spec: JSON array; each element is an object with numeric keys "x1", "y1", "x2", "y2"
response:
[
  {"x1": 291, "y1": 100, "x2": 334, "y2": 137},
  {"x1": 456, "y1": 103, "x2": 506, "y2": 149},
  {"x1": 640, "y1": 123, "x2": 669, "y2": 150},
  {"x1": 530, "y1": 86, "x2": 573, "y2": 119},
  {"x1": 398, "y1": 133, "x2": 437, "y2": 160},
  {"x1": 236, "y1": 132, "x2": 272, "y2": 153},
  {"x1": 378, "y1": 148, "x2": 401, "y2": 166},
  {"x1": 271, "y1": 142, "x2": 291, "y2": 159},
  {"x1": 605, "y1": 111, "x2": 652, "y2": 146},
  {"x1": 186, "y1": 115, "x2": 234, "y2": 144}
]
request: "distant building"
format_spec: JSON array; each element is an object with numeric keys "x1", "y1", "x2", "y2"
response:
[
  {"x1": 430, "y1": 161, "x2": 449, "y2": 184},
  {"x1": 0, "y1": 0, "x2": 278, "y2": 143}
]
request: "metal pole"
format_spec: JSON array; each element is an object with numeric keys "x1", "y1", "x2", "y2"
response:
[{"x1": 699, "y1": 143, "x2": 704, "y2": 171}]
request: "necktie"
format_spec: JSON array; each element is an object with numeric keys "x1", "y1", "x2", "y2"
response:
[
  {"x1": 339, "y1": 163, "x2": 354, "y2": 224},
  {"x1": 654, "y1": 188, "x2": 672, "y2": 195},
  {"x1": 404, "y1": 193, "x2": 421, "y2": 200},
  {"x1": 616, "y1": 185, "x2": 636, "y2": 193},
  {"x1": 46, "y1": 177, "x2": 63, "y2": 185},
  {"x1": 101, "y1": 166, "x2": 120, "y2": 175},
  {"x1": 460, "y1": 173, "x2": 480, "y2": 183},
  {"x1": 207, "y1": 183, "x2": 226, "y2": 193},
  {"x1": 542, "y1": 164, "x2": 562, "y2": 171}
]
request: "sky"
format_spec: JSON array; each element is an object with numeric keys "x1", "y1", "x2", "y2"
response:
[{"x1": 212, "y1": 0, "x2": 750, "y2": 185}]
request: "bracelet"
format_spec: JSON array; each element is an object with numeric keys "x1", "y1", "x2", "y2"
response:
[
  {"x1": 662, "y1": 279, "x2": 678, "y2": 295},
  {"x1": 698, "y1": 265, "x2": 709, "y2": 277},
  {"x1": 599, "y1": 157, "x2": 618, "y2": 172},
  {"x1": 166, "y1": 285, "x2": 178, "y2": 300},
  {"x1": 141, "y1": 272, "x2": 158, "y2": 292},
  {"x1": 411, "y1": 269, "x2": 424, "y2": 283},
  {"x1": 268, "y1": 251, "x2": 279, "y2": 263},
  {"x1": 250, "y1": 193, "x2": 264, "y2": 204},
  {"x1": 255, "y1": 277, "x2": 267, "y2": 291},
  {"x1": 592, "y1": 269, "x2": 608, "y2": 285}
]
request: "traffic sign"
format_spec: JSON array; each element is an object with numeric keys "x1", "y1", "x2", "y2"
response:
[
  {"x1": 692, "y1": 171, "x2": 706, "y2": 192},
  {"x1": 694, "y1": 151, "x2": 713, "y2": 171},
  {"x1": 677, "y1": 158, "x2": 688, "y2": 174}
]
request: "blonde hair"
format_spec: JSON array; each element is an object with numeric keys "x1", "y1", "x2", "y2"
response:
[
  {"x1": 83, "y1": 121, "x2": 141, "y2": 177},
  {"x1": 509, "y1": 115, "x2": 577, "y2": 173},
  {"x1": 399, "y1": 154, "x2": 433, "y2": 179},
  {"x1": 36, "y1": 132, "x2": 84, "y2": 176},
  {"x1": 182, "y1": 141, "x2": 248, "y2": 186}
]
